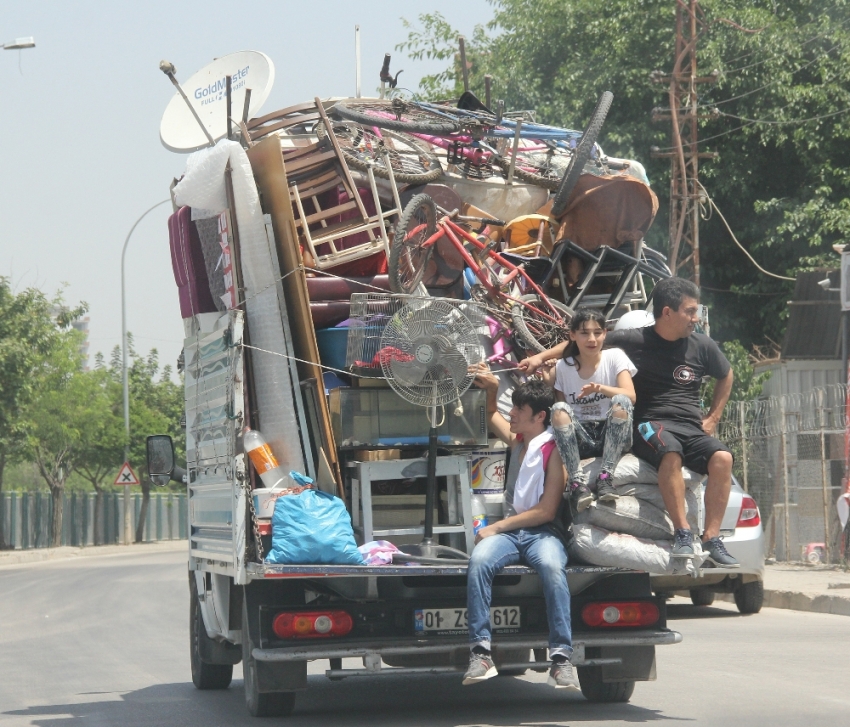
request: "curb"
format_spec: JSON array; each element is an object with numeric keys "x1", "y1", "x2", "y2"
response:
[
  {"x1": 718, "y1": 589, "x2": 850, "y2": 617},
  {"x1": 0, "y1": 539, "x2": 187, "y2": 568}
]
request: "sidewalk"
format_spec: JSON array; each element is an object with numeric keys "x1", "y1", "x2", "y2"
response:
[
  {"x1": 718, "y1": 561, "x2": 850, "y2": 616},
  {"x1": 0, "y1": 539, "x2": 186, "y2": 568}
]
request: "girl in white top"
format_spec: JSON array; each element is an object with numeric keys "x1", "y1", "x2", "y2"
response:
[{"x1": 542, "y1": 308, "x2": 637, "y2": 512}]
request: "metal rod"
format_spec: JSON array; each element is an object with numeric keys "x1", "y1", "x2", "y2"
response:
[
  {"x1": 484, "y1": 75, "x2": 492, "y2": 108},
  {"x1": 819, "y1": 389, "x2": 832, "y2": 564},
  {"x1": 241, "y1": 88, "x2": 252, "y2": 123},
  {"x1": 779, "y1": 397, "x2": 791, "y2": 562},
  {"x1": 226, "y1": 75, "x2": 232, "y2": 140},
  {"x1": 458, "y1": 36, "x2": 469, "y2": 92},
  {"x1": 506, "y1": 118, "x2": 522, "y2": 185},
  {"x1": 355, "y1": 25, "x2": 361, "y2": 98},
  {"x1": 740, "y1": 404, "x2": 749, "y2": 493},
  {"x1": 121, "y1": 198, "x2": 171, "y2": 545},
  {"x1": 160, "y1": 62, "x2": 215, "y2": 146}
]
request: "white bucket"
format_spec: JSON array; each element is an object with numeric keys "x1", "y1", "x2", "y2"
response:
[
  {"x1": 252, "y1": 487, "x2": 284, "y2": 519},
  {"x1": 469, "y1": 445, "x2": 506, "y2": 494}
]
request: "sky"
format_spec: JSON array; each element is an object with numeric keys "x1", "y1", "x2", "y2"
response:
[{"x1": 0, "y1": 0, "x2": 494, "y2": 374}]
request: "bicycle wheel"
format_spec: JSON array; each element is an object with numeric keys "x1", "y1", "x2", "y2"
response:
[
  {"x1": 551, "y1": 91, "x2": 613, "y2": 217},
  {"x1": 333, "y1": 99, "x2": 460, "y2": 135},
  {"x1": 316, "y1": 120, "x2": 443, "y2": 184},
  {"x1": 510, "y1": 294, "x2": 573, "y2": 353},
  {"x1": 389, "y1": 194, "x2": 437, "y2": 294},
  {"x1": 492, "y1": 145, "x2": 570, "y2": 190}
]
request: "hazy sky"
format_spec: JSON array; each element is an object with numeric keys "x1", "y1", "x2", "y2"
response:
[{"x1": 1, "y1": 0, "x2": 493, "y2": 373}]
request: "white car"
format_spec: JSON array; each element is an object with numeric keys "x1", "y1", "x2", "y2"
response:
[{"x1": 650, "y1": 475, "x2": 765, "y2": 613}]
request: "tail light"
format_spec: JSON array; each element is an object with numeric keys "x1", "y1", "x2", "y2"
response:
[
  {"x1": 581, "y1": 601, "x2": 659, "y2": 628},
  {"x1": 257, "y1": 521, "x2": 272, "y2": 536},
  {"x1": 272, "y1": 610, "x2": 353, "y2": 639},
  {"x1": 736, "y1": 495, "x2": 761, "y2": 527}
]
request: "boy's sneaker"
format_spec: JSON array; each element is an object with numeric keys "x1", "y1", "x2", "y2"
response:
[
  {"x1": 701, "y1": 536, "x2": 740, "y2": 568},
  {"x1": 671, "y1": 528, "x2": 695, "y2": 558},
  {"x1": 595, "y1": 471, "x2": 619, "y2": 503},
  {"x1": 462, "y1": 650, "x2": 498, "y2": 685},
  {"x1": 547, "y1": 659, "x2": 580, "y2": 690},
  {"x1": 570, "y1": 482, "x2": 594, "y2": 513}
]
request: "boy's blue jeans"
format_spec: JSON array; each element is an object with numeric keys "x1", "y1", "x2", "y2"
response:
[{"x1": 467, "y1": 526, "x2": 572, "y2": 659}]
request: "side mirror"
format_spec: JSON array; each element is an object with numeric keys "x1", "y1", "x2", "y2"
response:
[{"x1": 147, "y1": 435, "x2": 175, "y2": 487}]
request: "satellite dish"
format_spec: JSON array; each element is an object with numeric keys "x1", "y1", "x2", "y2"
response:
[{"x1": 160, "y1": 50, "x2": 275, "y2": 153}]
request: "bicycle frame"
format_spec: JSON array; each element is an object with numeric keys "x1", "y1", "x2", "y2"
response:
[{"x1": 413, "y1": 213, "x2": 565, "y2": 325}]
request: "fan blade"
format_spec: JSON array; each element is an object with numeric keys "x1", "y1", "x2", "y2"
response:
[
  {"x1": 390, "y1": 356, "x2": 429, "y2": 387},
  {"x1": 437, "y1": 349, "x2": 472, "y2": 391}
]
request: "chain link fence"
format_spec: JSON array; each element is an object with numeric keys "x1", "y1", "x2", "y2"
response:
[
  {"x1": 0, "y1": 491, "x2": 187, "y2": 550},
  {"x1": 718, "y1": 384, "x2": 847, "y2": 564}
]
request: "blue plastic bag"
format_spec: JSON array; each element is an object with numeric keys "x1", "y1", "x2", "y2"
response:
[{"x1": 265, "y1": 488, "x2": 365, "y2": 565}]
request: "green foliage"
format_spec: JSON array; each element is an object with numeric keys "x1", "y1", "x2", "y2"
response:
[
  {"x1": 701, "y1": 340, "x2": 771, "y2": 407},
  {"x1": 399, "y1": 1, "x2": 850, "y2": 348}
]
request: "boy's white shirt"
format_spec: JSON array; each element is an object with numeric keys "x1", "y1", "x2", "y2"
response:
[{"x1": 511, "y1": 427, "x2": 555, "y2": 515}]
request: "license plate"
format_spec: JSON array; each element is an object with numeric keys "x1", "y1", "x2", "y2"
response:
[{"x1": 414, "y1": 606, "x2": 521, "y2": 633}]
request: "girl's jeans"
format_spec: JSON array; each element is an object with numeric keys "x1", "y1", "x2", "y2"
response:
[{"x1": 552, "y1": 394, "x2": 633, "y2": 486}]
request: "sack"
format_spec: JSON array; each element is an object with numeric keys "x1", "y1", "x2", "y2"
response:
[
  {"x1": 621, "y1": 483, "x2": 700, "y2": 532},
  {"x1": 574, "y1": 495, "x2": 674, "y2": 540},
  {"x1": 266, "y1": 488, "x2": 365, "y2": 565},
  {"x1": 568, "y1": 523, "x2": 708, "y2": 576},
  {"x1": 581, "y1": 454, "x2": 703, "y2": 490}
]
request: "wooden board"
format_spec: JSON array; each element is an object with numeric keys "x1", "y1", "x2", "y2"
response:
[{"x1": 246, "y1": 136, "x2": 343, "y2": 495}]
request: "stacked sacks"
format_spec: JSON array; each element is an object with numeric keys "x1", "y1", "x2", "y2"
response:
[{"x1": 568, "y1": 454, "x2": 709, "y2": 575}]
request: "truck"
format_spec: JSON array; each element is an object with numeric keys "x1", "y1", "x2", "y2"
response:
[{"x1": 147, "y1": 93, "x2": 683, "y2": 717}]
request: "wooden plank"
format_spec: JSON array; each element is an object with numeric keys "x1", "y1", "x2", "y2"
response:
[
  {"x1": 248, "y1": 101, "x2": 317, "y2": 129},
  {"x1": 245, "y1": 136, "x2": 343, "y2": 495}
]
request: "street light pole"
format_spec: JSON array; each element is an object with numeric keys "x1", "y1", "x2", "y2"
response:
[{"x1": 121, "y1": 199, "x2": 170, "y2": 545}]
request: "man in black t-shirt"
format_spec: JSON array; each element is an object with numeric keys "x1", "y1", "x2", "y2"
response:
[{"x1": 519, "y1": 278, "x2": 739, "y2": 567}]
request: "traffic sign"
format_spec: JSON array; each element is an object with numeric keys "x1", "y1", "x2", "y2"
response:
[{"x1": 114, "y1": 462, "x2": 140, "y2": 486}]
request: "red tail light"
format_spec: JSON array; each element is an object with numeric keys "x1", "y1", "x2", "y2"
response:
[
  {"x1": 582, "y1": 601, "x2": 659, "y2": 628},
  {"x1": 257, "y1": 521, "x2": 272, "y2": 536},
  {"x1": 736, "y1": 495, "x2": 761, "y2": 527},
  {"x1": 272, "y1": 610, "x2": 353, "y2": 639}
]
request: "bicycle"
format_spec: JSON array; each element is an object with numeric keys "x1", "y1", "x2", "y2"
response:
[
  {"x1": 389, "y1": 193, "x2": 573, "y2": 353},
  {"x1": 332, "y1": 92, "x2": 614, "y2": 211}
]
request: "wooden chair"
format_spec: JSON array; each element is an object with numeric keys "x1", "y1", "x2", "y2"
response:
[{"x1": 245, "y1": 100, "x2": 400, "y2": 271}]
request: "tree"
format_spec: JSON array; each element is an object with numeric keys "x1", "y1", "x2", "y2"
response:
[
  {"x1": 26, "y1": 335, "x2": 93, "y2": 546},
  {"x1": 74, "y1": 367, "x2": 125, "y2": 545},
  {"x1": 0, "y1": 279, "x2": 85, "y2": 548},
  {"x1": 104, "y1": 338, "x2": 184, "y2": 542},
  {"x1": 399, "y1": 1, "x2": 850, "y2": 348}
]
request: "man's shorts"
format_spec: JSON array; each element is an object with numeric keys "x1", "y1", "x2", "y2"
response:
[{"x1": 632, "y1": 419, "x2": 731, "y2": 475}]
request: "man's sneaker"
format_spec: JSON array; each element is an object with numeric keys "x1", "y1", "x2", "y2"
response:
[
  {"x1": 671, "y1": 528, "x2": 695, "y2": 558},
  {"x1": 570, "y1": 482, "x2": 594, "y2": 513},
  {"x1": 547, "y1": 660, "x2": 580, "y2": 690},
  {"x1": 596, "y1": 471, "x2": 619, "y2": 503},
  {"x1": 702, "y1": 536, "x2": 740, "y2": 568},
  {"x1": 462, "y1": 650, "x2": 498, "y2": 685}
]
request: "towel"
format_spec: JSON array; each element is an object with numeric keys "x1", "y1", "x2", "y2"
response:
[{"x1": 512, "y1": 428, "x2": 555, "y2": 515}]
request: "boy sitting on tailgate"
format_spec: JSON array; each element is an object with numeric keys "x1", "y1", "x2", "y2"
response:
[{"x1": 463, "y1": 371, "x2": 577, "y2": 690}]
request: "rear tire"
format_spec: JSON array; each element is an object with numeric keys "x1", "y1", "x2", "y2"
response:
[
  {"x1": 389, "y1": 193, "x2": 437, "y2": 294},
  {"x1": 577, "y1": 665, "x2": 635, "y2": 703},
  {"x1": 734, "y1": 580, "x2": 764, "y2": 614},
  {"x1": 242, "y1": 601, "x2": 297, "y2": 717},
  {"x1": 551, "y1": 91, "x2": 613, "y2": 217},
  {"x1": 333, "y1": 100, "x2": 460, "y2": 135},
  {"x1": 189, "y1": 578, "x2": 233, "y2": 690},
  {"x1": 690, "y1": 589, "x2": 715, "y2": 607},
  {"x1": 510, "y1": 294, "x2": 573, "y2": 353}
]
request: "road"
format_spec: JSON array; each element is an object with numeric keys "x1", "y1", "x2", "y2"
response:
[{"x1": 1, "y1": 549, "x2": 848, "y2": 726}]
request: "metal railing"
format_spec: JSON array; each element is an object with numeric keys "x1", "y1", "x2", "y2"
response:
[
  {"x1": 0, "y1": 491, "x2": 187, "y2": 549},
  {"x1": 717, "y1": 384, "x2": 847, "y2": 563}
]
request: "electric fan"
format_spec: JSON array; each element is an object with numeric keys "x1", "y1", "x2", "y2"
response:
[{"x1": 379, "y1": 298, "x2": 485, "y2": 562}]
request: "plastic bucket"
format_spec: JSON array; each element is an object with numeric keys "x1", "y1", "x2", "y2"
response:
[{"x1": 469, "y1": 447, "x2": 506, "y2": 494}]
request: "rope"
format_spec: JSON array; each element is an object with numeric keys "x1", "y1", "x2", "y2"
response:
[{"x1": 698, "y1": 182, "x2": 796, "y2": 282}]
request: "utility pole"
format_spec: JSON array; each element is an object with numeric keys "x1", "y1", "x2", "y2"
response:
[{"x1": 650, "y1": 0, "x2": 718, "y2": 286}]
